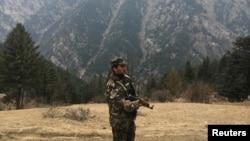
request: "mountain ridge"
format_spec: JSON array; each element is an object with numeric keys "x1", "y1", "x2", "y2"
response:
[{"x1": 0, "y1": 0, "x2": 249, "y2": 82}]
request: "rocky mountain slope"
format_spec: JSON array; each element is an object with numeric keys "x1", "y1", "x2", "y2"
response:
[{"x1": 0, "y1": 0, "x2": 250, "y2": 81}]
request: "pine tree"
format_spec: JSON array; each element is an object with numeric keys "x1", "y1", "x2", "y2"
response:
[
  {"x1": 184, "y1": 61, "x2": 195, "y2": 83},
  {"x1": 37, "y1": 60, "x2": 57, "y2": 103},
  {"x1": 166, "y1": 67, "x2": 183, "y2": 98},
  {"x1": 218, "y1": 52, "x2": 231, "y2": 73},
  {"x1": 233, "y1": 36, "x2": 250, "y2": 97},
  {"x1": 209, "y1": 59, "x2": 219, "y2": 85},
  {"x1": 0, "y1": 43, "x2": 3, "y2": 53},
  {"x1": 217, "y1": 36, "x2": 250, "y2": 101},
  {"x1": 0, "y1": 23, "x2": 42, "y2": 109},
  {"x1": 144, "y1": 77, "x2": 157, "y2": 98},
  {"x1": 157, "y1": 72, "x2": 168, "y2": 90},
  {"x1": 0, "y1": 43, "x2": 3, "y2": 92},
  {"x1": 197, "y1": 57, "x2": 211, "y2": 82}
]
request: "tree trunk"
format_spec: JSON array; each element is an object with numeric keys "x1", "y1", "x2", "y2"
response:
[
  {"x1": 16, "y1": 87, "x2": 22, "y2": 110},
  {"x1": 20, "y1": 88, "x2": 24, "y2": 109},
  {"x1": 16, "y1": 87, "x2": 24, "y2": 109}
]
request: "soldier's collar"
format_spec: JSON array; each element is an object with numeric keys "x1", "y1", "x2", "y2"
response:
[
  {"x1": 110, "y1": 72, "x2": 131, "y2": 81},
  {"x1": 110, "y1": 72, "x2": 123, "y2": 81}
]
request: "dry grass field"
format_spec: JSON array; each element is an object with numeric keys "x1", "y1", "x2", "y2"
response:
[{"x1": 0, "y1": 101, "x2": 249, "y2": 141}]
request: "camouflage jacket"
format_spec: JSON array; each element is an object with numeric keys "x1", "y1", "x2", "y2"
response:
[{"x1": 105, "y1": 72, "x2": 138, "y2": 129}]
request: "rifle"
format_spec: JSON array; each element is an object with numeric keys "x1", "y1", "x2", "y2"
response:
[{"x1": 128, "y1": 94, "x2": 154, "y2": 110}]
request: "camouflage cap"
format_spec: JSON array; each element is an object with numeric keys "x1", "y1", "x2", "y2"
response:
[{"x1": 110, "y1": 58, "x2": 127, "y2": 67}]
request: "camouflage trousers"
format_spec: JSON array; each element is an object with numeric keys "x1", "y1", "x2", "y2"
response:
[{"x1": 112, "y1": 121, "x2": 136, "y2": 141}]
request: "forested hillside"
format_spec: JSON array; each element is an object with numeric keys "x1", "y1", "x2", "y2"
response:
[
  {"x1": 0, "y1": 24, "x2": 105, "y2": 109},
  {"x1": 0, "y1": 24, "x2": 249, "y2": 110}
]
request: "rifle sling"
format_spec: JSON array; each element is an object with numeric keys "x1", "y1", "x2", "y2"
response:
[{"x1": 115, "y1": 81, "x2": 128, "y2": 92}]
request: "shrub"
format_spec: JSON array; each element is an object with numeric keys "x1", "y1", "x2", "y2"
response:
[
  {"x1": 151, "y1": 90, "x2": 174, "y2": 102},
  {"x1": 42, "y1": 107, "x2": 61, "y2": 118},
  {"x1": 0, "y1": 102, "x2": 6, "y2": 111},
  {"x1": 42, "y1": 106, "x2": 91, "y2": 122},
  {"x1": 63, "y1": 107, "x2": 90, "y2": 121},
  {"x1": 182, "y1": 81, "x2": 212, "y2": 103}
]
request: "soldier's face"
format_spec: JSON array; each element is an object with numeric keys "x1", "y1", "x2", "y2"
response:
[{"x1": 113, "y1": 65, "x2": 126, "y2": 74}]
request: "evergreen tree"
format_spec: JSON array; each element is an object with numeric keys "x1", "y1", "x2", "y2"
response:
[
  {"x1": 217, "y1": 36, "x2": 250, "y2": 101},
  {"x1": 60, "y1": 70, "x2": 79, "y2": 104},
  {"x1": 233, "y1": 36, "x2": 250, "y2": 96},
  {"x1": 218, "y1": 51, "x2": 231, "y2": 73},
  {"x1": 145, "y1": 77, "x2": 157, "y2": 98},
  {"x1": 218, "y1": 51, "x2": 247, "y2": 101},
  {"x1": 209, "y1": 59, "x2": 219, "y2": 85},
  {"x1": 213, "y1": 52, "x2": 231, "y2": 91},
  {"x1": 0, "y1": 43, "x2": 3, "y2": 53},
  {"x1": 166, "y1": 67, "x2": 183, "y2": 98},
  {"x1": 80, "y1": 83, "x2": 93, "y2": 103},
  {"x1": 0, "y1": 23, "x2": 42, "y2": 109},
  {"x1": 197, "y1": 57, "x2": 211, "y2": 82},
  {"x1": 184, "y1": 61, "x2": 195, "y2": 83},
  {"x1": 0, "y1": 43, "x2": 3, "y2": 92},
  {"x1": 96, "y1": 73, "x2": 105, "y2": 102},
  {"x1": 157, "y1": 72, "x2": 168, "y2": 90},
  {"x1": 37, "y1": 60, "x2": 57, "y2": 103}
]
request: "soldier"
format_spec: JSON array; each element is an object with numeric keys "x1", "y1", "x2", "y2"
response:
[{"x1": 104, "y1": 57, "x2": 140, "y2": 141}]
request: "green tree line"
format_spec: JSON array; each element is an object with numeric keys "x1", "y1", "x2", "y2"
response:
[
  {"x1": 0, "y1": 23, "x2": 106, "y2": 109},
  {"x1": 1, "y1": 23, "x2": 249, "y2": 109},
  {"x1": 143, "y1": 35, "x2": 250, "y2": 102}
]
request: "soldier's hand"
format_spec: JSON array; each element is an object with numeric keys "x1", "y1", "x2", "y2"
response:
[{"x1": 131, "y1": 100, "x2": 140, "y2": 110}]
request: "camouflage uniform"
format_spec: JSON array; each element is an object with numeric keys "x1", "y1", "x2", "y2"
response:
[{"x1": 105, "y1": 59, "x2": 139, "y2": 141}]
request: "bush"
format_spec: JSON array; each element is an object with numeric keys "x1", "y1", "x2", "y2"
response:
[
  {"x1": 182, "y1": 81, "x2": 212, "y2": 103},
  {"x1": 42, "y1": 106, "x2": 91, "y2": 121},
  {"x1": 151, "y1": 90, "x2": 174, "y2": 102},
  {"x1": 0, "y1": 102, "x2": 6, "y2": 111},
  {"x1": 63, "y1": 107, "x2": 90, "y2": 121},
  {"x1": 42, "y1": 107, "x2": 61, "y2": 118}
]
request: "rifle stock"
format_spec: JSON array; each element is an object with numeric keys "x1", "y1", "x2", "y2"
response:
[{"x1": 128, "y1": 94, "x2": 154, "y2": 110}]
